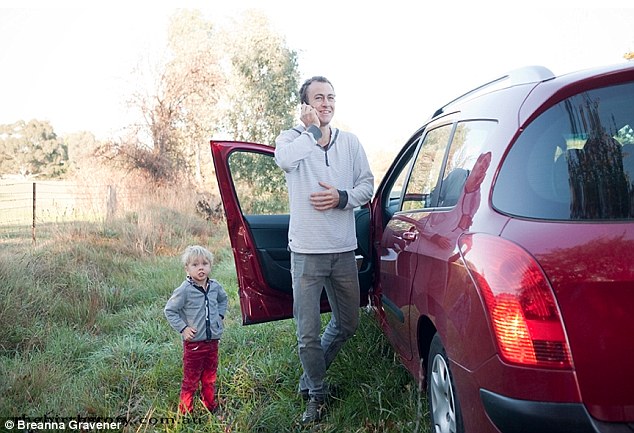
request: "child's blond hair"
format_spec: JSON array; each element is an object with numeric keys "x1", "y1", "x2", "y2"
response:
[{"x1": 181, "y1": 245, "x2": 214, "y2": 267}]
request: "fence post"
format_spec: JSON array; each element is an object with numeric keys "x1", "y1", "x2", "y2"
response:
[
  {"x1": 107, "y1": 185, "x2": 117, "y2": 221},
  {"x1": 32, "y1": 182, "x2": 36, "y2": 245}
]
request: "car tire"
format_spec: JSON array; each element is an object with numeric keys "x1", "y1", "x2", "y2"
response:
[{"x1": 427, "y1": 333, "x2": 464, "y2": 433}]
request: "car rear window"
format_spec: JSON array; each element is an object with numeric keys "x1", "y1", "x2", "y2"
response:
[{"x1": 493, "y1": 81, "x2": 634, "y2": 220}]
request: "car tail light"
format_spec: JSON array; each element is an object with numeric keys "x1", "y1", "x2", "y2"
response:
[{"x1": 460, "y1": 233, "x2": 572, "y2": 369}]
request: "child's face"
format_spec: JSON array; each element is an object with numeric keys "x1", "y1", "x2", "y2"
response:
[{"x1": 186, "y1": 255, "x2": 211, "y2": 286}]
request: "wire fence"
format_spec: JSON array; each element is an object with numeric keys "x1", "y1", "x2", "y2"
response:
[{"x1": 0, "y1": 180, "x2": 147, "y2": 243}]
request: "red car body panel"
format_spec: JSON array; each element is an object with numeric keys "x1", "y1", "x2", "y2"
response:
[{"x1": 501, "y1": 220, "x2": 634, "y2": 421}]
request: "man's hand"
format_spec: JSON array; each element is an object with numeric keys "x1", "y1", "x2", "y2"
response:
[
  {"x1": 310, "y1": 182, "x2": 340, "y2": 211},
  {"x1": 300, "y1": 103, "x2": 320, "y2": 128}
]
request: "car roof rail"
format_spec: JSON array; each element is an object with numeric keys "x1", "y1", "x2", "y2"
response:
[{"x1": 431, "y1": 65, "x2": 555, "y2": 118}]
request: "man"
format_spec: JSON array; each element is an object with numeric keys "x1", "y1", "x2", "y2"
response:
[{"x1": 274, "y1": 76, "x2": 374, "y2": 424}]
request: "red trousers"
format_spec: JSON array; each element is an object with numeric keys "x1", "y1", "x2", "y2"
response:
[{"x1": 179, "y1": 339, "x2": 219, "y2": 414}]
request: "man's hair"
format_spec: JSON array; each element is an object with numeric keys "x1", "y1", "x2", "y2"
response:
[
  {"x1": 181, "y1": 245, "x2": 214, "y2": 267},
  {"x1": 299, "y1": 76, "x2": 334, "y2": 104}
]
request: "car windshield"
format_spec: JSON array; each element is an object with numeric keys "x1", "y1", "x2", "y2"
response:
[{"x1": 493, "y1": 81, "x2": 634, "y2": 220}]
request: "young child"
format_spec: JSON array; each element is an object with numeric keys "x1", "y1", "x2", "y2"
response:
[{"x1": 164, "y1": 245, "x2": 228, "y2": 414}]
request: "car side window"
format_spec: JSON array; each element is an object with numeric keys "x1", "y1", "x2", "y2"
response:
[
  {"x1": 401, "y1": 125, "x2": 452, "y2": 211},
  {"x1": 433, "y1": 121, "x2": 497, "y2": 207},
  {"x1": 493, "y1": 81, "x2": 634, "y2": 220}
]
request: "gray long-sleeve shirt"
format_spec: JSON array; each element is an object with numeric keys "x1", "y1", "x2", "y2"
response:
[
  {"x1": 274, "y1": 124, "x2": 374, "y2": 254},
  {"x1": 164, "y1": 277, "x2": 228, "y2": 341}
]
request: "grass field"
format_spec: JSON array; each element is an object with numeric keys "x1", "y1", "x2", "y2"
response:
[{"x1": 0, "y1": 188, "x2": 428, "y2": 433}]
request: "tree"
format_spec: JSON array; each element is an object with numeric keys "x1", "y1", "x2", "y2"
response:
[
  {"x1": 64, "y1": 130, "x2": 99, "y2": 175},
  {"x1": 213, "y1": 10, "x2": 300, "y2": 208},
  {"x1": 220, "y1": 10, "x2": 300, "y2": 146},
  {"x1": 119, "y1": 9, "x2": 300, "y2": 190},
  {"x1": 124, "y1": 9, "x2": 223, "y2": 184},
  {"x1": 164, "y1": 9, "x2": 225, "y2": 184},
  {"x1": 0, "y1": 120, "x2": 67, "y2": 178}
]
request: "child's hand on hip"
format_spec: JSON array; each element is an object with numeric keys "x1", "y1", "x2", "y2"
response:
[{"x1": 182, "y1": 326, "x2": 197, "y2": 341}]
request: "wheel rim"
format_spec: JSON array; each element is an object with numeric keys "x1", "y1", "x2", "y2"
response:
[{"x1": 430, "y1": 353, "x2": 457, "y2": 433}]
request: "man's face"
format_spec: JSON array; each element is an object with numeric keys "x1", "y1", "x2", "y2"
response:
[{"x1": 306, "y1": 81, "x2": 335, "y2": 126}]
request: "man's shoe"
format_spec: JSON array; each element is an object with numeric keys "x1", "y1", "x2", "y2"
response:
[{"x1": 301, "y1": 397, "x2": 325, "y2": 424}]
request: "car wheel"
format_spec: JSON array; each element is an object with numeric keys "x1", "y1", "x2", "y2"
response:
[{"x1": 427, "y1": 333, "x2": 464, "y2": 433}]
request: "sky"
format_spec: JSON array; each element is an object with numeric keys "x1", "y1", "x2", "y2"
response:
[{"x1": 1, "y1": 2, "x2": 634, "y2": 154}]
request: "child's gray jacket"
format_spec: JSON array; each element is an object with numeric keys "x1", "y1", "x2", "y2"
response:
[{"x1": 164, "y1": 277, "x2": 228, "y2": 341}]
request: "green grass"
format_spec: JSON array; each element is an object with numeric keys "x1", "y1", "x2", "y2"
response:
[{"x1": 0, "y1": 211, "x2": 428, "y2": 432}]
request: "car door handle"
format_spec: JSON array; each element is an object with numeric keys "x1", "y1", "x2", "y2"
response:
[{"x1": 402, "y1": 230, "x2": 418, "y2": 241}]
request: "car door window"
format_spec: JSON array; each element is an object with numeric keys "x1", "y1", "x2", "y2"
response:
[
  {"x1": 401, "y1": 125, "x2": 452, "y2": 211},
  {"x1": 228, "y1": 150, "x2": 289, "y2": 215},
  {"x1": 434, "y1": 121, "x2": 497, "y2": 207},
  {"x1": 383, "y1": 137, "x2": 420, "y2": 218}
]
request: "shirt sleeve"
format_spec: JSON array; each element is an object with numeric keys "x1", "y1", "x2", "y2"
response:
[
  {"x1": 164, "y1": 285, "x2": 188, "y2": 334},
  {"x1": 215, "y1": 281, "x2": 229, "y2": 318},
  {"x1": 274, "y1": 125, "x2": 319, "y2": 173}
]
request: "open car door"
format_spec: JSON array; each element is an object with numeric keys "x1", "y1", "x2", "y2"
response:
[{"x1": 211, "y1": 140, "x2": 372, "y2": 325}]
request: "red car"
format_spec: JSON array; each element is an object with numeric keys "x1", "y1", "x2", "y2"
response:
[{"x1": 211, "y1": 62, "x2": 634, "y2": 433}]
